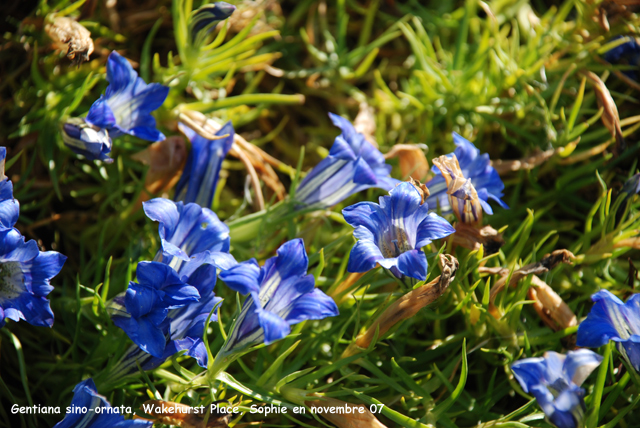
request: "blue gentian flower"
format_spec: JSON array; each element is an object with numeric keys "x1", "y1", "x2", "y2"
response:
[
  {"x1": 0, "y1": 152, "x2": 67, "y2": 328},
  {"x1": 53, "y1": 378, "x2": 152, "y2": 428},
  {"x1": 342, "y1": 181, "x2": 455, "y2": 281},
  {"x1": 109, "y1": 198, "x2": 234, "y2": 373},
  {"x1": 86, "y1": 51, "x2": 169, "y2": 142},
  {"x1": 576, "y1": 290, "x2": 640, "y2": 371},
  {"x1": 604, "y1": 36, "x2": 640, "y2": 80},
  {"x1": 61, "y1": 117, "x2": 113, "y2": 163},
  {"x1": 511, "y1": 350, "x2": 603, "y2": 428},
  {"x1": 0, "y1": 147, "x2": 19, "y2": 229},
  {"x1": 426, "y1": 133, "x2": 508, "y2": 213},
  {"x1": 111, "y1": 260, "x2": 222, "y2": 368},
  {"x1": 295, "y1": 113, "x2": 398, "y2": 209},
  {"x1": 218, "y1": 239, "x2": 338, "y2": 352},
  {"x1": 190, "y1": 2, "x2": 236, "y2": 43},
  {"x1": 174, "y1": 121, "x2": 234, "y2": 209},
  {"x1": 143, "y1": 198, "x2": 236, "y2": 273},
  {"x1": 0, "y1": 229, "x2": 67, "y2": 327}
]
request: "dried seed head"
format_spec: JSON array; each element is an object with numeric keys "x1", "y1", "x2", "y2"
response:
[
  {"x1": 407, "y1": 177, "x2": 430, "y2": 204},
  {"x1": 582, "y1": 71, "x2": 626, "y2": 155},
  {"x1": 432, "y1": 155, "x2": 484, "y2": 225},
  {"x1": 45, "y1": 16, "x2": 94, "y2": 65}
]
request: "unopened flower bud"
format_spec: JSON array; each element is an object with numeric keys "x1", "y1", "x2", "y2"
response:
[{"x1": 61, "y1": 117, "x2": 113, "y2": 162}]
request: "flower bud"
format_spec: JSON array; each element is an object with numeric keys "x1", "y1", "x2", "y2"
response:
[{"x1": 61, "y1": 117, "x2": 113, "y2": 162}]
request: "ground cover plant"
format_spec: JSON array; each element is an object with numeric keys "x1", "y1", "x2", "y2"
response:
[{"x1": 1, "y1": 0, "x2": 640, "y2": 427}]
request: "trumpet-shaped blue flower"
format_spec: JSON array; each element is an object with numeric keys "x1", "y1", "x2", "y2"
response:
[
  {"x1": 143, "y1": 198, "x2": 236, "y2": 273},
  {"x1": 0, "y1": 152, "x2": 67, "y2": 328},
  {"x1": 0, "y1": 147, "x2": 19, "y2": 230},
  {"x1": 61, "y1": 117, "x2": 114, "y2": 163},
  {"x1": 219, "y1": 239, "x2": 338, "y2": 352},
  {"x1": 342, "y1": 182, "x2": 455, "y2": 281},
  {"x1": 174, "y1": 121, "x2": 234, "y2": 209},
  {"x1": 511, "y1": 350, "x2": 603, "y2": 428},
  {"x1": 190, "y1": 1, "x2": 236, "y2": 43},
  {"x1": 86, "y1": 51, "x2": 169, "y2": 142},
  {"x1": 576, "y1": 290, "x2": 640, "y2": 371},
  {"x1": 111, "y1": 260, "x2": 221, "y2": 366},
  {"x1": 0, "y1": 229, "x2": 67, "y2": 327},
  {"x1": 295, "y1": 113, "x2": 398, "y2": 209},
  {"x1": 426, "y1": 133, "x2": 507, "y2": 214},
  {"x1": 109, "y1": 198, "x2": 233, "y2": 373},
  {"x1": 54, "y1": 379, "x2": 152, "y2": 428},
  {"x1": 604, "y1": 36, "x2": 640, "y2": 80}
]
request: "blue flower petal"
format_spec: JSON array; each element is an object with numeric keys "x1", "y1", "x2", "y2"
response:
[
  {"x1": 511, "y1": 350, "x2": 598, "y2": 428},
  {"x1": 61, "y1": 118, "x2": 113, "y2": 163},
  {"x1": 395, "y1": 249, "x2": 428, "y2": 280},
  {"x1": 576, "y1": 290, "x2": 631, "y2": 348},
  {"x1": 135, "y1": 261, "x2": 200, "y2": 308},
  {"x1": 87, "y1": 51, "x2": 169, "y2": 142},
  {"x1": 342, "y1": 202, "x2": 387, "y2": 238},
  {"x1": 347, "y1": 239, "x2": 385, "y2": 272},
  {"x1": 285, "y1": 288, "x2": 339, "y2": 325},
  {"x1": 272, "y1": 238, "x2": 309, "y2": 280},
  {"x1": 258, "y1": 308, "x2": 291, "y2": 345},
  {"x1": 620, "y1": 338, "x2": 640, "y2": 371},
  {"x1": 0, "y1": 228, "x2": 65, "y2": 328},
  {"x1": 125, "y1": 283, "x2": 161, "y2": 318},
  {"x1": 86, "y1": 98, "x2": 116, "y2": 129},
  {"x1": 328, "y1": 135, "x2": 357, "y2": 160},
  {"x1": 548, "y1": 388, "x2": 583, "y2": 428},
  {"x1": 54, "y1": 379, "x2": 153, "y2": 428},
  {"x1": 143, "y1": 199, "x2": 230, "y2": 269},
  {"x1": 352, "y1": 158, "x2": 379, "y2": 186},
  {"x1": 220, "y1": 259, "x2": 262, "y2": 295},
  {"x1": 175, "y1": 121, "x2": 234, "y2": 208},
  {"x1": 415, "y1": 213, "x2": 456, "y2": 248},
  {"x1": 452, "y1": 132, "x2": 480, "y2": 165},
  {"x1": 221, "y1": 239, "x2": 337, "y2": 353},
  {"x1": 295, "y1": 113, "x2": 396, "y2": 208},
  {"x1": 563, "y1": 349, "x2": 603, "y2": 386},
  {"x1": 512, "y1": 356, "x2": 551, "y2": 394},
  {"x1": 190, "y1": 2, "x2": 236, "y2": 42}
]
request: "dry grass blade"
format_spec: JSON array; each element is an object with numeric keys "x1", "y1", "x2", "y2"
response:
[
  {"x1": 491, "y1": 148, "x2": 560, "y2": 174},
  {"x1": 580, "y1": 70, "x2": 626, "y2": 155}
]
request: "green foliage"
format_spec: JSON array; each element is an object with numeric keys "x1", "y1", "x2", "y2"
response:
[{"x1": 0, "y1": 0, "x2": 639, "y2": 428}]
